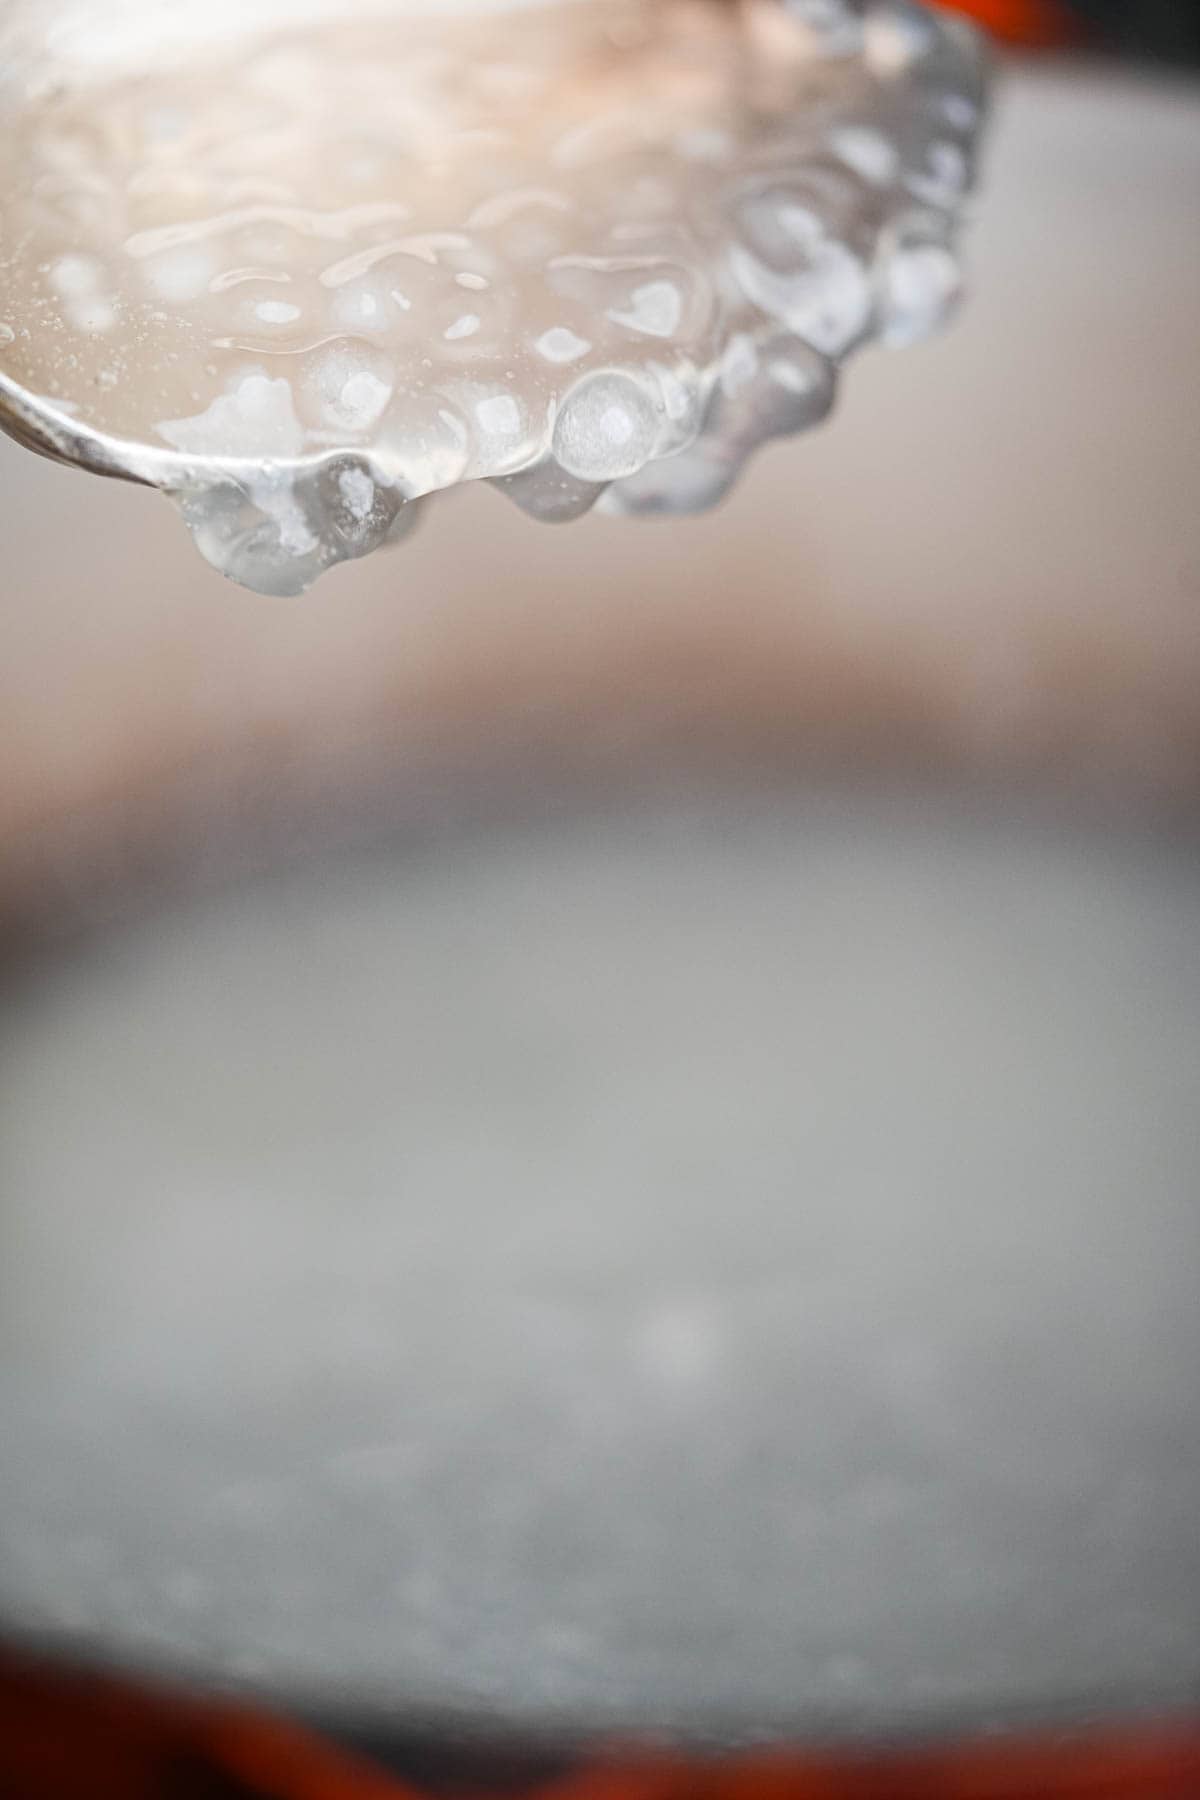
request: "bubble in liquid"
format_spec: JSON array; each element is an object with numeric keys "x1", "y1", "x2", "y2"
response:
[{"x1": 0, "y1": 0, "x2": 986, "y2": 591}]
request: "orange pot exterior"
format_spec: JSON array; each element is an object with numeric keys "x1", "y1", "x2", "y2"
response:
[
  {"x1": 2, "y1": 1651, "x2": 1199, "y2": 1800},
  {"x1": 938, "y1": 1, "x2": 1078, "y2": 46}
]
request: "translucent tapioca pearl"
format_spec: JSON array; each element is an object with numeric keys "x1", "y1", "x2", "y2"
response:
[
  {"x1": 599, "y1": 437, "x2": 737, "y2": 516},
  {"x1": 729, "y1": 162, "x2": 881, "y2": 264},
  {"x1": 0, "y1": 0, "x2": 986, "y2": 592},
  {"x1": 174, "y1": 475, "x2": 323, "y2": 596},
  {"x1": 531, "y1": 325, "x2": 593, "y2": 368},
  {"x1": 298, "y1": 341, "x2": 395, "y2": 439},
  {"x1": 605, "y1": 329, "x2": 833, "y2": 515},
  {"x1": 546, "y1": 256, "x2": 713, "y2": 355},
  {"x1": 228, "y1": 283, "x2": 311, "y2": 341},
  {"x1": 863, "y1": 0, "x2": 945, "y2": 81},
  {"x1": 308, "y1": 454, "x2": 405, "y2": 556},
  {"x1": 158, "y1": 370, "x2": 306, "y2": 459},
  {"x1": 490, "y1": 460, "x2": 607, "y2": 524},
  {"x1": 718, "y1": 331, "x2": 835, "y2": 448},
  {"x1": 876, "y1": 213, "x2": 962, "y2": 347},
  {"x1": 366, "y1": 388, "x2": 473, "y2": 497},
  {"x1": 904, "y1": 138, "x2": 971, "y2": 209},
  {"x1": 827, "y1": 125, "x2": 901, "y2": 189},
  {"x1": 729, "y1": 233, "x2": 871, "y2": 357},
  {"x1": 552, "y1": 369, "x2": 664, "y2": 482},
  {"x1": 47, "y1": 254, "x2": 107, "y2": 300},
  {"x1": 139, "y1": 246, "x2": 219, "y2": 305}
]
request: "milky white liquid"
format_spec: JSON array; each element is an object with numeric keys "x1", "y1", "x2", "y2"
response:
[
  {"x1": 0, "y1": 0, "x2": 985, "y2": 591},
  {"x1": 1, "y1": 792, "x2": 1197, "y2": 1735}
]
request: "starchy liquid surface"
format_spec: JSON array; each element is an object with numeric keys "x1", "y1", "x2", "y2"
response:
[{"x1": 1, "y1": 794, "x2": 1197, "y2": 1733}]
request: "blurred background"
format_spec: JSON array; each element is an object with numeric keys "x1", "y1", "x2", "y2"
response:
[
  {"x1": 1, "y1": 6, "x2": 1199, "y2": 1799},
  {"x1": 949, "y1": 0, "x2": 1200, "y2": 61}
]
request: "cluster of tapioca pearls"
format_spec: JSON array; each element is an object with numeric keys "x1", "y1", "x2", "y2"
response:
[{"x1": 0, "y1": 0, "x2": 984, "y2": 589}]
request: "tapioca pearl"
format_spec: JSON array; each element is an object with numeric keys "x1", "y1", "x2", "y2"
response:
[
  {"x1": 732, "y1": 189, "x2": 824, "y2": 270},
  {"x1": 606, "y1": 278, "x2": 683, "y2": 340},
  {"x1": 68, "y1": 296, "x2": 119, "y2": 334},
  {"x1": 552, "y1": 370, "x2": 662, "y2": 482},
  {"x1": 490, "y1": 460, "x2": 606, "y2": 524},
  {"x1": 719, "y1": 332, "x2": 759, "y2": 400},
  {"x1": 731, "y1": 164, "x2": 867, "y2": 263},
  {"x1": 252, "y1": 298, "x2": 302, "y2": 326},
  {"x1": 941, "y1": 93, "x2": 979, "y2": 131},
  {"x1": 141, "y1": 245, "x2": 217, "y2": 303},
  {"x1": 176, "y1": 474, "x2": 326, "y2": 597},
  {"x1": 230, "y1": 283, "x2": 308, "y2": 335},
  {"x1": 600, "y1": 437, "x2": 736, "y2": 517},
  {"x1": 306, "y1": 454, "x2": 401, "y2": 554},
  {"x1": 905, "y1": 139, "x2": 969, "y2": 208},
  {"x1": 704, "y1": 330, "x2": 834, "y2": 455},
  {"x1": 324, "y1": 251, "x2": 444, "y2": 321},
  {"x1": 643, "y1": 359, "x2": 705, "y2": 456},
  {"x1": 752, "y1": 336, "x2": 836, "y2": 438},
  {"x1": 533, "y1": 325, "x2": 592, "y2": 366},
  {"x1": 428, "y1": 279, "x2": 514, "y2": 353},
  {"x1": 375, "y1": 392, "x2": 471, "y2": 496},
  {"x1": 549, "y1": 258, "x2": 710, "y2": 351},
  {"x1": 231, "y1": 223, "x2": 303, "y2": 267},
  {"x1": 864, "y1": 1, "x2": 940, "y2": 78},
  {"x1": 463, "y1": 387, "x2": 537, "y2": 477},
  {"x1": 299, "y1": 341, "x2": 394, "y2": 436},
  {"x1": 828, "y1": 126, "x2": 899, "y2": 188},
  {"x1": 440, "y1": 240, "x2": 500, "y2": 286},
  {"x1": 157, "y1": 371, "x2": 306, "y2": 458},
  {"x1": 48, "y1": 254, "x2": 103, "y2": 299},
  {"x1": 782, "y1": 0, "x2": 866, "y2": 56},
  {"x1": 329, "y1": 276, "x2": 403, "y2": 334},
  {"x1": 485, "y1": 202, "x2": 575, "y2": 269},
  {"x1": 878, "y1": 233, "x2": 961, "y2": 347},
  {"x1": 730, "y1": 237, "x2": 871, "y2": 357}
]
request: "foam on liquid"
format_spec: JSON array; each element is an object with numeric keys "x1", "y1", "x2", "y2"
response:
[{"x1": 0, "y1": 0, "x2": 985, "y2": 591}]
